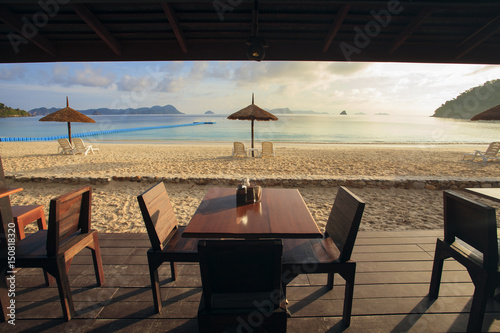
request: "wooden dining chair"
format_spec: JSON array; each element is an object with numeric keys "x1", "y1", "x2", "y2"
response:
[
  {"x1": 429, "y1": 190, "x2": 500, "y2": 333},
  {"x1": 137, "y1": 181, "x2": 200, "y2": 313},
  {"x1": 197, "y1": 239, "x2": 287, "y2": 333},
  {"x1": 282, "y1": 186, "x2": 365, "y2": 328},
  {"x1": 3, "y1": 186, "x2": 105, "y2": 321}
]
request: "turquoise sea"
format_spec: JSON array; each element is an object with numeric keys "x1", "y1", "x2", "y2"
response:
[{"x1": 0, "y1": 114, "x2": 499, "y2": 144}]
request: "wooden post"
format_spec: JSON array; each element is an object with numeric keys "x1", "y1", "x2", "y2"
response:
[
  {"x1": 0, "y1": 155, "x2": 14, "y2": 322},
  {"x1": 0, "y1": 155, "x2": 12, "y2": 238},
  {"x1": 251, "y1": 119, "x2": 255, "y2": 157},
  {"x1": 67, "y1": 122, "x2": 72, "y2": 144}
]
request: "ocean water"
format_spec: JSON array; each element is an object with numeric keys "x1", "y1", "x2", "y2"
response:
[{"x1": 0, "y1": 114, "x2": 499, "y2": 144}]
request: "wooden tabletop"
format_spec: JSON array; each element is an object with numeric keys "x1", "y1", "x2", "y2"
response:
[
  {"x1": 0, "y1": 187, "x2": 22, "y2": 199},
  {"x1": 464, "y1": 188, "x2": 500, "y2": 203},
  {"x1": 182, "y1": 187, "x2": 323, "y2": 239}
]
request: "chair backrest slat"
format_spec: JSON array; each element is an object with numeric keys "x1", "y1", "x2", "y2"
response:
[
  {"x1": 443, "y1": 191, "x2": 498, "y2": 271},
  {"x1": 137, "y1": 182, "x2": 178, "y2": 251},
  {"x1": 234, "y1": 142, "x2": 245, "y2": 152},
  {"x1": 325, "y1": 187, "x2": 365, "y2": 262},
  {"x1": 73, "y1": 138, "x2": 85, "y2": 149},
  {"x1": 198, "y1": 239, "x2": 283, "y2": 310},
  {"x1": 485, "y1": 142, "x2": 500, "y2": 157},
  {"x1": 58, "y1": 138, "x2": 72, "y2": 148},
  {"x1": 262, "y1": 142, "x2": 273, "y2": 154},
  {"x1": 47, "y1": 186, "x2": 92, "y2": 256}
]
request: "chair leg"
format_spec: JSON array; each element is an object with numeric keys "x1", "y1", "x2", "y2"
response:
[
  {"x1": 340, "y1": 263, "x2": 356, "y2": 328},
  {"x1": 170, "y1": 262, "x2": 178, "y2": 281},
  {"x1": 281, "y1": 282, "x2": 287, "y2": 299},
  {"x1": 43, "y1": 257, "x2": 72, "y2": 287},
  {"x1": 37, "y1": 212, "x2": 48, "y2": 230},
  {"x1": 148, "y1": 255, "x2": 163, "y2": 313},
  {"x1": 52, "y1": 256, "x2": 75, "y2": 321},
  {"x1": 467, "y1": 275, "x2": 491, "y2": 333},
  {"x1": 327, "y1": 272, "x2": 334, "y2": 290},
  {"x1": 0, "y1": 268, "x2": 10, "y2": 322},
  {"x1": 90, "y1": 233, "x2": 105, "y2": 286},
  {"x1": 429, "y1": 240, "x2": 448, "y2": 299},
  {"x1": 43, "y1": 269, "x2": 55, "y2": 286}
]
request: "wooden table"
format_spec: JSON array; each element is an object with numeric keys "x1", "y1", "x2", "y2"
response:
[
  {"x1": 463, "y1": 188, "x2": 500, "y2": 203},
  {"x1": 183, "y1": 187, "x2": 323, "y2": 239}
]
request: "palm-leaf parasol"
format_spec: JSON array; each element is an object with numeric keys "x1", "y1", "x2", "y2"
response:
[
  {"x1": 39, "y1": 97, "x2": 95, "y2": 144},
  {"x1": 227, "y1": 94, "x2": 278, "y2": 155},
  {"x1": 471, "y1": 104, "x2": 500, "y2": 121}
]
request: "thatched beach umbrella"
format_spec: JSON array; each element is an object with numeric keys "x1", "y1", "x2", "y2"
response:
[
  {"x1": 227, "y1": 94, "x2": 278, "y2": 155},
  {"x1": 471, "y1": 104, "x2": 500, "y2": 121},
  {"x1": 39, "y1": 97, "x2": 95, "y2": 144}
]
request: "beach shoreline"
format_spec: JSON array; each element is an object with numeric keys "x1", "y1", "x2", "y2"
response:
[{"x1": 2, "y1": 141, "x2": 500, "y2": 234}]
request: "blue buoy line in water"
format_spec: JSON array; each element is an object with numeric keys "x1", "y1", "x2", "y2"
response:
[{"x1": 0, "y1": 121, "x2": 216, "y2": 142}]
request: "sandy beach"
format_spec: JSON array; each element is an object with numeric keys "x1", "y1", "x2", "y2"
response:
[{"x1": 1, "y1": 141, "x2": 500, "y2": 233}]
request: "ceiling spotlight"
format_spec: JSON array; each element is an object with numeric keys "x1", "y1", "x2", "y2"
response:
[{"x1": 246, "y1": 36, "x2": 268, "y2": 62}]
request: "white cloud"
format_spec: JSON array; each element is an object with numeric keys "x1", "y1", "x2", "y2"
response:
[
  {"x1": 2, "y1": 60, "x2": 500, "y2": 116},
  {"x1": 0, "y1": 65, "x2": 26, "y2": 80},
  {"x1": 325, "y1": 62, "x2": 371, "y2": 75},
  {"x1": 116, "y1": 72, "x2": 184, "y2": 93},
  {"x1": 116, "y1": 75, "x2": 152, "y2": 92},
  {"x1": 73, "y1": 67, "x2": 115, "y2": 87},
  {"x1": 50, "y1": 64, "x2": 114, "y2": 87}
]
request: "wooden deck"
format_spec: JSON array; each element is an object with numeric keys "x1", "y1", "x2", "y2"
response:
[{"x1": 3, "y1": 230, "x2": 500, "y2": 332}]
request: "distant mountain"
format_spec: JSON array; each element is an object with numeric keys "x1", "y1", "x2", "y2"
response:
[
  {"x1": 29, "y1": 107, "x2": 58, "y2": 116},
  {"x1": 0, "y1": 102, "x2": 31, "y2": 117},
  {"x1": 29, "y1": 104, "x2": 183, "y2": 116},
  {"x1": 432, "y1": 79, "x2": 500, "y2": 119},
  {"x1": 204, "y1": 110, "x2": 214, "y2": 114},
  {"x1": 268, "y1": 107, "x2": 328, "y2": 115}
]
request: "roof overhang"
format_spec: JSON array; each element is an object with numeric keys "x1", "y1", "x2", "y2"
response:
[{"x1": 1, "y1": 1, "x2": 500, "y2": 64}]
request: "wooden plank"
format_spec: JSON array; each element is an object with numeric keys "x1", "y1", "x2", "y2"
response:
[
  {"x1": 352, "y1": 252, "x2": 433, "y2": 262},
  {"x1": 5, "y1": 232, "x2": 499, "y2": 332},
  {"x1": 352, "y1": 244, "x2": 423, "y2": 253},
  {"x1": 356, "y1": 230, "x2": 442, "y2": 238},
  {"x1": 306, "y1": 270, "x2": 472, "y2": 286},
  {"x1": 357, "y1": 259, "x2": 466, "y2": 272},
  {"x1": 355, "y1": 236, "x2": 439, "y2": 245},
  {"x1": 97, "y1": 233, "x2": 149, "y2": 240},
  {"x1": 288, "y1": 313, "x2": 500, "y2": 332},
  {"x1": 98, "y1": 239, "x2": 150, "y2": 248}
]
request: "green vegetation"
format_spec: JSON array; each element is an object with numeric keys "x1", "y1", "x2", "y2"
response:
[
  {"x1": 0, "y1": 103, "x2": 31, "y2": 117},
  {"x1": 432, "y1": 79, "x2": 500, "y2": 119}
]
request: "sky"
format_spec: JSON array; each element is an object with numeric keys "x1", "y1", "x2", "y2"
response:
[{"x1": 1, "y1": 61, "x2": 500, "y2": 116}]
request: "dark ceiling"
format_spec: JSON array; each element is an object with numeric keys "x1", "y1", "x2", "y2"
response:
[{"x1": 1, "y1": 1, "x2": 500, "y2": 64}]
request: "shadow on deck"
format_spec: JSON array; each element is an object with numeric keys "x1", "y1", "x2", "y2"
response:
[{"x1": 3, "y1": 230, "x2": 500, "y2": 332}]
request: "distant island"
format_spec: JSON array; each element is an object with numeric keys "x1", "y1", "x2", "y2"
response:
[
  {"x1": 204, "y1": 111, "x2": 214, "y2": 115},
  {"x1": 29, "y1": 104, "x2": 183, "y2": 116},
  {"x1": 0, "y1": 103, "x2": 31, "y2": 117},
  {"x1": 432, "y1": 79, "x2": 500, "y2": 119},
  {"x1": 268, "y1": 107, "x2": 328, "y2": 115},
  {"x1": 340, "y1": 110, "x2": 347, "y2": 115}
]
